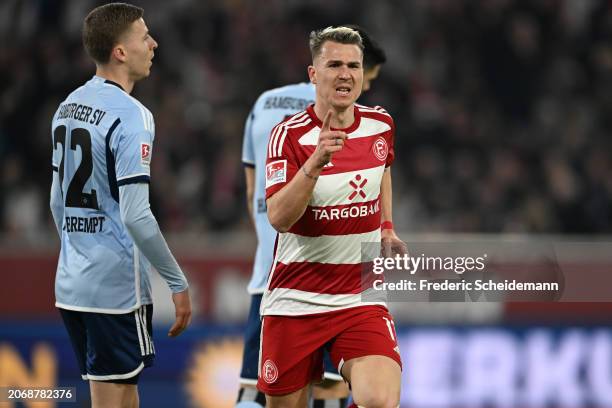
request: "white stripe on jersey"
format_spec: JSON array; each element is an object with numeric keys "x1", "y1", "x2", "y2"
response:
[
  {"x1": 269, "y1": 112, "x2": 307, "y2": 157},
  {"x1": 275, "y1": 229, "x2": 380, "y2": 265},
  {"x1": 129, "y1": 95, "x2": 154, "y2": 133},
  {"x1": 262, "y1": 287, "x2": 386, "y2": 316},
  {"x1": 117, "y1": 172, "x2": 150, "y2": 181},
  {"x1": 350, "y1": 117, "x2": 391, "y2": 139},
  {"x1": 134, "y1": 309, "x2": 145, "y2": 355},
  {"x1": 277, "y1": 118, "x2": 312, "y2": 157},
  {"x1": 356, "y1": 104, "x2": 391, "y2": 117},
  {"x1": 134, "y1": 245, "x2": 141, "y2": 310},
  {"x1": 268, "y1": 112, "x2": 309, "y2": 158},
  {"x1": 271, "y1": 114, "x2": 310, "y2": 157},
  {"x1": 310, "y1": 166, "x2": 385, "y2": 207}
]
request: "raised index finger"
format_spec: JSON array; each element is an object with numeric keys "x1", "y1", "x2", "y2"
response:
[{"x1": 321, "y1": 109, "x2": 333, "y2": 132}]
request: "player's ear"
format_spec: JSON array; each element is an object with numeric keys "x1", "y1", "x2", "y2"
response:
[
  {"x1": 111, "y1": 44, "x2": 128, "y2": 63},
  {"x1": 308, "y1": 65, "x2": 316, "y2": 84}
]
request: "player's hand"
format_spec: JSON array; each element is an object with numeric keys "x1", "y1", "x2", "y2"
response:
[
  {"x1": 381, "y1": 228, "x2": 408, "y2": 258},
  {"x1": 309, "y1": 110, "x2": 347, "y2": 168},
  {"x1": 168, "y1": 289, "x2": 192, "y2": 337}
]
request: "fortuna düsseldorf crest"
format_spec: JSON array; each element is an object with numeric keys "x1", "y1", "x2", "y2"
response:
[{"x1": 372, "y1": 136, "x2": 388, "y2": 161}]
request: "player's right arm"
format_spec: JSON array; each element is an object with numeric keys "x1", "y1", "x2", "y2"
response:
[{"x1": 266, "y1": 110, "x2": 346, "y2": 232}]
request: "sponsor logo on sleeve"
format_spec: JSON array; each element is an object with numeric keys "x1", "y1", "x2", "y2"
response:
[
  {"x1": 265, "y1": 159, "x2": 287, "y2": 188},
  {"x1": 141, "y1": 143, "x2": 151, "y2": 166}
]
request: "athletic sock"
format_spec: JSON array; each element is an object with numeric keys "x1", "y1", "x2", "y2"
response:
[
  {"x1": 236, "y1": 387, "x2": 265, "y2": 408},
  {"x1": 312, "y1": 398, "x2": 348, "y2": 408}
]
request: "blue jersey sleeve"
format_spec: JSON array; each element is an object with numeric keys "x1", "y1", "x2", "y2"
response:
[
  {"x1": 51, "y1": 112, "x2": 63, "y2": 171},
  {"x1": 242, "y1": 108, "x2": 255, "y2": 167},
  {"x1": 114, "y1": 127, "x2": 153, "y2": 186}
]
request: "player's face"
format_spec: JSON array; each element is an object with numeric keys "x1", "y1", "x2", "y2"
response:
[
  {"x1": 121, "y1": 18, "x2": 158, "y2": 80},
  {"x1": 309, "y1": 41, "x2": 363, "y2": 111},
  {"x1": 362, "y1": 64, "x2": 381, "y2": 92}
]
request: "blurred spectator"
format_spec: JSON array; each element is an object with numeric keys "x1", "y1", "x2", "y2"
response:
[{"x1": 2, "y1": 0, "x2": 612, "y2": 242}]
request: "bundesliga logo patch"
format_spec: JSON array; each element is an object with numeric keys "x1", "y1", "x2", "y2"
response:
[
  {"x1": 265, "y1": 159, "x2": 287, "y2": 188},
  {"x1": 141, "y1": 143, "x2": 151, "y2": 166},
  {"x1": 372, "y1": 137, "x2": 388, "y2": 161}
]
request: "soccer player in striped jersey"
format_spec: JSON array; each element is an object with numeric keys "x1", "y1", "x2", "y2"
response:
[
  {"x1": 258, "y1": 27, "x2": 404, "y2": 408},
  {"x1": 240, "y1": 27, "x2": 387, "y2": 408},
  {"x1": 50, "y1": 4, "x2": 191, "y2": 407}
]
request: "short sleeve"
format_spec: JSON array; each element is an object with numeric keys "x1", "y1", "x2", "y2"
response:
[
  {"x1": 386, "y1": 116, "x2": 395, "y2": 168},
  {"x1": 265, "y1": 123, "x2": 299, "y2": 199},
  {"x1": 242, "y1": 109, "x2": 255, "y2": 167},
  {"x1": 114, "y1": 128, "x2": 153, "y2": 186}
]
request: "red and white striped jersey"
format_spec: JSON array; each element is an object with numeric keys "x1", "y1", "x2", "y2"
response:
[{"x1": 262, "y1": 103, "x2": 395, "y2": 316}]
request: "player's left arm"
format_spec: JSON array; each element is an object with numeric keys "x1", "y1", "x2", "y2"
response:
[
  {"x1": 380, "y1": 168, "x2": 406, "y2": 254},
  {"x1": 379, "y1": 112, "x2": 407, "y2": 255}
]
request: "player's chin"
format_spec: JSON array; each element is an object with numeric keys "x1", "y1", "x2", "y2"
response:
[{"x1": 331, "y1": 98, "x2": 355, "y2": 110}]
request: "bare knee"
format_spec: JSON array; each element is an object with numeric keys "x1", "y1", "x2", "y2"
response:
[
  {"x1": 265, "y1": 387, "x2": 309, "y2": 408},
  {"x1": 352, "y1": 389, "x2": 399, "y2": 408},
  {"x1": 312, "y1": 378, "x2": 349, "y2": 400},
  {"x1": 90, "y1": 381, "x2": 138, "y2": 408}
]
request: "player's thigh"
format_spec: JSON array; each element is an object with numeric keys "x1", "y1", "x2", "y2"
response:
[
  {"x1": 342, "y1": 355, "x2": 401, "y2": 407},
  {"x1": 265, "y1": 385, "x2": 309, "y2": 408},
  {"x1": 313, "y1": 350, "x2": 349, "y2": 399},
  {"x1": 312, "y1": 378, "x2": 349, "y2": 400},
  {"x1": 90, "y1": 380, "x2": 137, "y2": 408}
]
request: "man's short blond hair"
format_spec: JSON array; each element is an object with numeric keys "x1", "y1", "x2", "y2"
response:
[{"x1": 309, "y1": 26, "x2": 364, "y2": 61}]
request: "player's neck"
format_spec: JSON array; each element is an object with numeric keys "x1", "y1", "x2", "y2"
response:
[
  {"x1": 314, "y1": 103, "x2": 355, "y2": 129},
  {"x1": 95, "y1": 66, "x2": 135, "y2": 94}
]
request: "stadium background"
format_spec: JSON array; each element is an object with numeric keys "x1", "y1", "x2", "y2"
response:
[{"x1": 1, "y1": 0, "x2": 612, "y2": 406}]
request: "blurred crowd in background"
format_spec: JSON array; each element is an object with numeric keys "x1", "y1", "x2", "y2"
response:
[{"x1": 2, "y1": 0, "x2": 612, "y2": 244}]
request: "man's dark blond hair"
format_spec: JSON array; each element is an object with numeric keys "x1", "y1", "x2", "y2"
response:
[
  {"x1": 82, "y1": 3, "x2": 144, "y2": 64},
  {"x1": 309, "y1": 26, "x2": 364, "y2": 61}
]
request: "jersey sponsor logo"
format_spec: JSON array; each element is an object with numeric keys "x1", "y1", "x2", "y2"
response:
[
  {"x1": 348, "y1": 174, "x2": 368, "y2": 200},
  {"x1": 262, "y1": 359, "x2": 279, "y2": 384},
  {"x1": 372, "y1": 136, "x2": 388, "y2": 161},
  {"x1": 265, "y1": 159, "x2": 287, "y2": 188},
  {"x1": 312, "y1": 199, "x2": 380, "y2": 221},
  {"x1": 141, "y1": 143, "x2": 151, "y2": 166}
]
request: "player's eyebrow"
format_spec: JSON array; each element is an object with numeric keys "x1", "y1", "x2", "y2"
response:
[{"x1": 327, "y1": 59, "x2": 361, "y2": 67}]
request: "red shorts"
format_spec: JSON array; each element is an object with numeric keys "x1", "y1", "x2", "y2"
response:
[{"x1": 257, "y1": 305, "x2": 402, "y2": 396}]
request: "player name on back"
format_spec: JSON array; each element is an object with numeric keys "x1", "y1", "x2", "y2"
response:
[
  {"x1": 57, "y1": 103, "x2": 107, "y2": 126},
  {"x1": 63, "y1": 216, "x2": 105, "y2": 233}
]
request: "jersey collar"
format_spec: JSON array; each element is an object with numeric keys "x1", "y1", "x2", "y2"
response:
[{"x1": 306, "y1": 104, "x2": 362, "y2": 134}]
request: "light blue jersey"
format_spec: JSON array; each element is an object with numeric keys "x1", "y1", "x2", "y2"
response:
[
  {"x1": 241, "y1": 82, "x2": 315, "y2": 293},
  {"x1": 52, "y1": 76, "x2": 157, "y2": 313}
]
